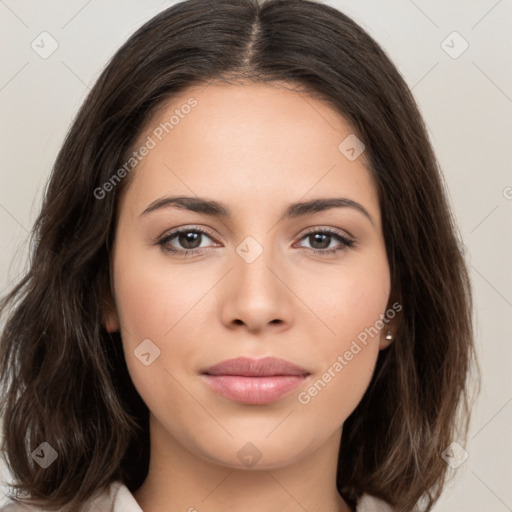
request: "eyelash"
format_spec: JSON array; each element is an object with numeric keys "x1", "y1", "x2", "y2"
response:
[{"x1": 156, "y1": 226, "x2": 355, "y2": 258}]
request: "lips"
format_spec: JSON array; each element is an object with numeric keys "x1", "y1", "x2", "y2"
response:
[
  {"x1": 200, "y1": 357, "x2": 310, "y2": 405},
  {"x1": 201, "y1": 356, "x2": 310, "y2": 377}
]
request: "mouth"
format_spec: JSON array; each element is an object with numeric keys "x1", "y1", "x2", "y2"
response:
[{"x1": 200, "y1": 356, "x2": 311, "y2": 405}]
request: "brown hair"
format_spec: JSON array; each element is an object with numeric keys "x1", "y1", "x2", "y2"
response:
[{"x1": 0, "y1": 0, "x2": 479, "y2": 510}]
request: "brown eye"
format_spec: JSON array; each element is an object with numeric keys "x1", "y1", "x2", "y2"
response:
[
  {"x1": 295, "y1": 228, "x2": 354, "y2": 254},
  {"x1": 157, "y1": 227, "x2": 216, "y2": 256}
]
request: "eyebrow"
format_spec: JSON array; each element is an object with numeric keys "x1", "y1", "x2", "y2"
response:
[{"x1": 140, "y1": 195, "x2": 374, "y2": 225}]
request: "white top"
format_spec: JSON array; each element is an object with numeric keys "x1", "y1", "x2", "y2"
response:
[{"x1": 0, "y1": 480, "x2": 394, "y2": 511}]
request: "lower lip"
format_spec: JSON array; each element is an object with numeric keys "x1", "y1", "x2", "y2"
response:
[{"x1": 201, "y1": 374, "x2": 308, "y2": 404}]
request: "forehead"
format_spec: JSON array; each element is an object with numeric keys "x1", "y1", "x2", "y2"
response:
[{"x1": 119, "y1": 81, "x2": 379, "y2": 223}]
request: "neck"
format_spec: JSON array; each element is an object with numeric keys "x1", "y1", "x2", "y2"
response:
[{"x1": 133, "y1": 414, "x2": 352, "y2": 512}]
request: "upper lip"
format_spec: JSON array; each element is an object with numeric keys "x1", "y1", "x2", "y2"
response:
[{"x1": 201, "y1": 356, "x2": 310, "y2": 377}]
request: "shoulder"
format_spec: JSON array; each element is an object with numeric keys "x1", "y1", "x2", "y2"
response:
[
  {"x1": 2, "y1": 486, "x2": 396, "y2": 512},
  {"x1": 0, "y1": 480, "x2": 141, "y2": 512},
  {"x1": 0, "y1": 501, "x2": 44, "y2": 512},
  {"x1": 356, "y1": 493, "x2": 395, "y2": 512},
  {"x1": 0, "y1": 498, "x2": 44, "y2": 512}
]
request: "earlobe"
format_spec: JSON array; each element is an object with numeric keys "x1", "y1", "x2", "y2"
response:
[
  {"x1": 380, "y1": 294, "x2": 400, "y2": 349},
  {"x1": 101, "y1": 273, "x2": 119, "y2": 333},
  {"x1": 104, "y1": 309, "x2": 120, "y2": 333},
  {"x1": 379, "y1": 329, "x2": 394, "y2": 350}
]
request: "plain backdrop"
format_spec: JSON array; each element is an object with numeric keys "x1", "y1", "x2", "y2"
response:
[{"x1": 0, "y1": 1, "x2": 511, "y2": 510}]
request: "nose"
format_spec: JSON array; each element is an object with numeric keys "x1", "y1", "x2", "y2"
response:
[{"x1": 219, "y1": 240, "x2": 294, "y2": 334}]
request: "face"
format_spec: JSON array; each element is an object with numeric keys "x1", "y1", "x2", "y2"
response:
[{"x1": 105, "y1": 81, "x2": 394, "y2": 470}]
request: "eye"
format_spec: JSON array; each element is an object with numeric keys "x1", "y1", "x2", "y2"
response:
[
  {"x1": 156, "y1": 226, "x2": 355, "y2": 258},
  {"x1": 156, "y1": 226, "x2": 217, "y2": 257},
  {"x1": 294, "y1": 228, "x2": 355, "y2": 255}
]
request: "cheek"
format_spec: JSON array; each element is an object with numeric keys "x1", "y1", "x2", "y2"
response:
[
  {"x1": 296, "y1": 268, "x2": 389, "y2": 413},
  {"x1": 112, "y1": 242, "x2": 200, "y2": 341},
  {"x1": 297, "y1": 257, "x2": 390, "y2": 408},
  {"x1": 305, "y1": 258, "x2": 390, "y2": 345},
  {"x1": 111, "y1": 244, "x2": 206, "y2": 406}
]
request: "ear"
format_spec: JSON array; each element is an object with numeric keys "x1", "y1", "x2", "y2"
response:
[
  {"x1": 378, "y1": 295, "x2": 402, "y2": 350},
  {"x1": 379, "y1": 327, "x2": 395, "y2": 350},
  {"x1": 103, "y1": 302, "x2": 120, "y2": 333},
  {"x1": 100, "y1": 273, "x2": 120, "y2": 333}
]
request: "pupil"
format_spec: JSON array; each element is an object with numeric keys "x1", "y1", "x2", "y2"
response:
[
  {"x1": 180, "y1": 231, "x2": 200, "y2": 249},
  {"x1": 311, "y1": 233, "x2": 329, "y2": 249}
]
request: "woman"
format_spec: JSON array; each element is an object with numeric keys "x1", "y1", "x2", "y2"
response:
[{"x1": 0, "y1": 0, "x2": 479, "y2": 510}]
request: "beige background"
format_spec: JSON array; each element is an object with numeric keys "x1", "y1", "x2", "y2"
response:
[{"x1": 1, "y1": 0, "x2": 511, "y2": 509}]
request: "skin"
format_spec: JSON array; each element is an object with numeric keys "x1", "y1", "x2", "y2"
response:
[{"x1": 104, "y1": 80, "x2": 395, "y2": 512}]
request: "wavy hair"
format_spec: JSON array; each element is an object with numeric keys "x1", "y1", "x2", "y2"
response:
[{"x1": 0, "y1": 0, "x2": 479, "y2": 510}]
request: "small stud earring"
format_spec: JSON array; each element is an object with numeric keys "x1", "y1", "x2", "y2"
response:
[{"x1": 385, "y1": 331, "x2": 393, "y2": 340}]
